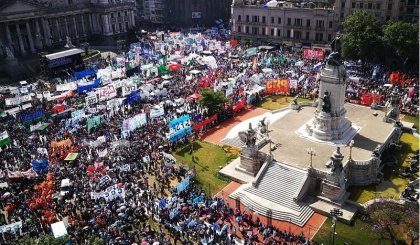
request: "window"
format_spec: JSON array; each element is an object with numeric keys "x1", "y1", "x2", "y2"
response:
[
  {"x1": 287, "y1": 18, "x2": 291, "y2": 25},
  {"x1": 262, "y1": 28, "x2": 266, "y2": 35},
  {"x1": 295, "y1": 31, "x2": 301, "y2": 39},
  {"x1": 237, "y1": 26, "x2": 242, "y2": 32},
  {"x1": 118, "y1": 12, "x2": 121, "y2": 17},
  {"x1": 306, "y1": 32, "x2": 309, "y2": 40},
  {"x1": 315, "y1": 33, "x2": 323, "y2": 41},
  {"x1": 271, "y1": 28, "x2": 274, "y2": 36},
  {"x1": 111, "y1": 13, "x2": 114, "y2": 18},
  {"x1": 388, "y1": 3, "x2": 392, "y2": 10},
  {"x1": 278, "y1": 17, "x2": 281, "y2": 24},
  {"x1": 329, "y1": 21, "x2": 333, "y2": 28},
  {"x1": 238, "y1": 15, "x2": 242, "y2": 21},
  {"x1": 125, "y1": 11, "x2": 128, "y2": 16},
  {"x1": 277, "y1": 29, "x2": 281, "y2": 36},
  {"x1": 377, "y1": 3, "x2": 381, "y2": 9},
  {"x1": 246, "y1": 26, "x2": 249, "y2": 33},
  {"x1": 306, "y1": 19, "x2": 310, "y2": 27},
  {"x1": 328, "y1": 34, "x2": 332, "y2": 41},
  {"x1": 126, "y1": 22, "x2": 129, "y2": 30},
  {"x1": 340, "y1": 12, "x2": 345, "y2": 19},
  {"x1": 271, "y1": 17, "x2": 274, "y2": 23},
  {"x1": 252, "y1": 27, "x2": 258, "y2": 35},
  {"x1": 368, "y1": 3, "x2": 372, "y2": 9},
  {"x1": 352, "y1": 2, "x2": 355, "y2": 8},
  {"x1": 341, "y1": 1, "x2": 345, "y2": 8},
  {"x1": 316, "y1": 20, "x2": 324, "y2": 28},
  {"x1": 359, "y1": 3, "x2": 363, "y2": 8},
  {"x1": 252, "y1": 15, "x2": 259, "y2": 22},
  {"x1": 287, "y1": 29, "x2": 291, "y2": 38},
  {"x1": 112, "y1": 24, "x2": 115, "y2": 33},
  {"x1": 386, "y1": 15, "x2": 391, "y2": 21},
  {"x1": 246, "y1": 15, "x2": 250, "y2": 22},
  {"x1": 262, "y1": 16, "x2": 266, "y2": 23},
  {"x1": 294, "y1": 18, "x2": 302, "y2": 26}
]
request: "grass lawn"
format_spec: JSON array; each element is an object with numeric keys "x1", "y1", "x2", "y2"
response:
[
  {"x1": 348, "y1": 133, "x2": 419, "y2": 204},
  {"x1": 173, "y1": 141, "x2": 239, "y2": 195},
  {"x1": 313, "y1": 216, "x2": 392, "y2": 245},
  {"x1": 401, "y1": 115, "x2": 419, "y2": 133},
  {"x1": 256, "y1": 95, "x2": 313, "y2": 111}
]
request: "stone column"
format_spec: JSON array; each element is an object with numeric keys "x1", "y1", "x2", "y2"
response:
[
  {"x1": 102, "y1": 14, "x2": 111, "y2": 35},
  {"x1": 64, "y1": 17, "x2": 69, "y2": 37},
  {"x1": 73, "y1": 16, "x2": 78, "y2": 38},
  {"x1": 131, "y1": 10, "x2": 135, "y2": 27},
  {"x1": 6, "y1": 24, "x2": 12, "y2": 46},
  {"x1": 16, "y1": 23, "x2": 26, "y2": 55},
  {"x1": 42, "y1": 18, "x2": 51, "y2": 46},
  {"x1": 55, "y1": 19, "x2": 61, "y2": 40},
  {"x1": 25, "y1": 22, "x2": 35, "y2": 52},
  {"x1": 35, "y1": 19, "x2": 42, "y2": 48},
  {"x1": 89, "y1": 14, "x2": 94, "y2": 33},
  {"x1": 81, "y1": 15, "x2": 86, "y2": 36}
]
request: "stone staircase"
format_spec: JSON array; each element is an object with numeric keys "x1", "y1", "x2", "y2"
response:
[
  {"x1": 221, "y1": 136, "x2": 245, "y2": 148},
  {"x1": 230, "y1": 161, "x2": 314, "y2": 227}
]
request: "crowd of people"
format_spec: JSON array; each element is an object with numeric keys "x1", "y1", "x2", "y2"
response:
[{"x1": 0, "y1": 30, "x2": 418, "y2": 245}]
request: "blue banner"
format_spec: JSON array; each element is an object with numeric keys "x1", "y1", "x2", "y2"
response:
[
  {"x1": 193, "y1": 195, "x2": 204, "y2": 204},
  {"x1": 126, "y1": 90, "x2": 141, "y2": 104},
  {"x1": 177, "y1": 176, "x2": 190, "y2": 194},
  {"x1": 169, "y1": 115, "x2": 190, "y2": 128},
  {"x1": 74, "y1": 68, "x2": 97, "y2": 80},
  {"x1": 169, "y1": 115, "x2": 191, "y2": 142},
  {"x1": 77, "y1": 78, "x2": 101, "y2": 94},
  {"x1": 32, "y1": 159, "x2": 48, "y2": 173},
  {"x1": 21, "y1": 109, "x2": 45, "y2": 123}
]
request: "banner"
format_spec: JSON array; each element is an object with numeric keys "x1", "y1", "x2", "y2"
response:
[
  {"x1": 0, "y1": 131, "x2": 11, "y2": 147},
  {"x1": 50, "y1": 139, "x2": 72, "y2": 148},
  {"x1": 150, "y1": 107, "x2": 165, "y2": 119},
  {"x1": 98, "y1": 84, "x2": 117, "y2": 101},
  {"x1": 85, "y1": 94, "x2": 98, "y2": 106},
  {"x1": 177, "y1": 176, "x2": 190, "y2": 194},
  {"x1": 169, "y1": 115, "x2": 191, "y2": 142},
  {"x1": 122, "y1": 113, "x2": 147, "y2": 132},
  {"x1": 302, "y1": 48, "x2": 324, "y2": 60},
  {"x1": 266, "y1": 79, "x2": 290, "y2": 94},
  {"x1": 56, "y1": 82, "x2": 77, "y2": 92},
  {"x1": 360, "y1": 93, "x2": 383, "y2": 106},
  {"x1": 7, "y1": 169, "x2": 37, "y2": 179},
  {"x1": 99, "y1": 175, "x2": 112, "y2": 187},
  {"x1": 21, "y1": 109, "x2": 45, "y2": 123},
  {"x1": 193, "y1": 113, "x2": 218, "y2": 131},
  {"x1": 0, "y1": 221, "x2": 22, "y2": 234},
  {"x1": 5, "y1": 95, "x2": 32, "y2": 106},
  {"x1": 122, "y1": 83, "x2": 137, "y2": 96},
  {"x1": 71, "y1": 109, "x2": 85, "y2": 120},
  {"x1": 77, "y1": 78, "x2": 101, "y2": 94},
  {"x1": 126, "y1": 90, "x2": 141, "y2": 104},
  {"x1": 74, "y1": 68, "x2": 97, "y2": 80},
  {"x1": 87, "y1": 116, "x2": 101, "y2": 131},
  {"x1": 245, "y1": 47, "x2": 257, "y2": 57},
  {"x1": 233, "y1": 98, "x2": 246, "y2": 113}
]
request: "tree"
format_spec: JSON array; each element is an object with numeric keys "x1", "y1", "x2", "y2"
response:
[
  {"x1": 342, "y1": 11, "x2": 383, "y2": 62},
  {"x1": 383, "y1": 21, "x2": 419, "y2": 68},
  {"x1": 366, "y1": 199, "x2": 419, "y2": 244},
  {"x1": 198, "y1": 88, "x2": 228, "y2": 115}
]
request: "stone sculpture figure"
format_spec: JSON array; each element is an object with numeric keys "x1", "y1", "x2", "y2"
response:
[
  {"x1": 64, "y1": 36, "x2": 74, "y2": 48},
  {"x1": 239, "y1": 123, "x2": 257, "y2": 147},
  {"x1": 321, "y1": 91, "x2": 331, "y2": 113},
  {"x1": 258, "y1": 117, "x2": 267, "y2": 134},
  {"x1": 330, "y1": 147, "x2": 344, "y2": 174},
  {"x1": 327, "y1": 32, "x2": 342, "y2": 66}
]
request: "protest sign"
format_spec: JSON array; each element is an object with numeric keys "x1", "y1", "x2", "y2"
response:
[
  {"x1": 71, "y1": 109, "x2": 85, "y2": 120},
  {"x1": 122, "y1": 83, "x2": 137, "y2": 96},
  {"x1": 99, "y1": 175, "x2": 112, "y2": 187},
  {"x1": 85, "y1": 94, "x2": 98, "y2": 106},
  {"x1": 50, "y1": 139, "x2": 72, "y2": 148},
  {"x1": 265, "y1": 79, "x2": 290, "y2": 94},
  {"x1": 122, "y1": 113, "x2": 147, "y2": 132},
  {"x1": 5, "y1": 95, "x2": 32, "y2": 106},
  {"x1": 87, "y1": 116, "x2": 101, "y2": 131},
  {"x1": 0, "y1": 221, "x2": 22, "y2": 234},
  {"x1": 98, "y1": 84, "x2": 117, "y2": 101},
  {"x1": 302, "y1": 48, "x2": 324, "y2": 60},
  {"x1": 169, "y1": 115, "x2": 191, "y2": 142},
  {"x1": 150, "y1": 107, "x2": 165, "y2": 119},
  {"x1": 56, "y1": 82, "x2": 77, "y2": 92}
]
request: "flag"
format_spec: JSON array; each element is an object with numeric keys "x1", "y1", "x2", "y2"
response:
[
  {"x1": 87, "y1": 116, "x2": 101, "y2": 131},
  {"x1": 0, "y1": 131, "x2": 10, "y2": 147}
]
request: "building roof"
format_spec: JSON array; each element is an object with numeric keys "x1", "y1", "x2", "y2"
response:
[{"x1": 45, "y1": 48, "x2": 84, "y2": 60}]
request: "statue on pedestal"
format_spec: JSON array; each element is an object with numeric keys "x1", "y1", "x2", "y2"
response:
[
  {"x1": 64, "y1": 36, "x2": 74, "y2": 49},
  {"x1": 329, "y1": 147, "x2": 344, "y2": 174},
  {"x1": 326, "y1": 32, "x2": 342, "y2": 67},
  {"x1": 239, "y1": 123, "x2": 257, "y2": 148}
]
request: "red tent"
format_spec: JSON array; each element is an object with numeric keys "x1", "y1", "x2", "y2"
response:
[{"x1": 189, "y1": 93, "x2": 202, "y2": 100}]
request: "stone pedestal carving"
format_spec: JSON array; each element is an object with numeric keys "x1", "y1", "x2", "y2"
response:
[{"x1": 236, "y1": 123, "x2": 264, "y2": 176}]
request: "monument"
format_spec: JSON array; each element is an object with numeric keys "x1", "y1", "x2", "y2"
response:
[{"x1": 304, "y1": 33, "x2": 353, "y2": 142}]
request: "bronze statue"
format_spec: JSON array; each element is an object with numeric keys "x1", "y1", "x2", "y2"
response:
[
  {"x1": 327, "y1": 32, "x2": 342, "y2": 66},
  {"x1": 239, "y1": 123, "x2": 257, "y2": 147},
  {"x1": 321, "y1": 91, "x2": 331, "y2": 113}
]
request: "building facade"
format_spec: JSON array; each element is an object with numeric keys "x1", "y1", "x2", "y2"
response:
[
  {"x1": 166, "y1": 0, "x2": 231, "y2": 27},
  {"x1": 0, "y1": 0, "x2": 136, "y2": 57},
  {"x1": 142, "y1": 0, "x2": 166, "y2": 24},
  {"x1": 231, "y1": 0, "x2": 337, "y2": 47},
  {"x1": 334, "y1": 0, "x2": 407, "y2": 22}
]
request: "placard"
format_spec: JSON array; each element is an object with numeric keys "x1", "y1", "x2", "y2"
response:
[
  {"x1": 85, "y1": 94, "x2": 98, "y2": 106},
  {"x1": 265, "y1": 79, "x2": 290, "y2": 94},
  {"x1": 97, "y1": 84, "x2": 117, "y2": 101}
]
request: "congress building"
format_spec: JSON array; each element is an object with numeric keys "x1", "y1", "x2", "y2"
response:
[{"x1": 0, "y1": 0, "x2": 136, "y2": 57}]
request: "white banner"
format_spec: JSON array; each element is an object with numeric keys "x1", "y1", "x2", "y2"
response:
[
  {"x1": 150, "y1": 107, "x2": 165, "y2": 119},
  {"x1": 85, "y1": 94, "x2": 98, "y2": 106},
  {"x1": 71, "y1": 109, "x2": 85, "y2": 120},
  {"x1": 118, "y1": 164, "x2": 130, "y2": 172},
  {"x1": 98, "y1": 84, "x2": 117, "y2": 101},
  {"x1": 90, "y1": 186, "x2": 125, "y2": 202},
  {"x1": 122, "y1": 84, "x2": 137, "y2": 96},
  {"x1": 36, "y1": 91, "x2": 51, "y2": 99},
  {"x1": 0, "y1": 221, "x2": 22, "y2": 234},
  {"x1": 56, "y1": 82, "x2": 77, "y2": 92},
  {"x1": 107, "y1": 98, "x2": 124, "y2": 109},
  {"x1": 122, "y1": 113, "x2": 147, "y2": 132},
  {"x1": 30, "y1": 122, "x2": 42, "y2": 132},
  {"x1": 5, "y1": 95, "x2": 32, "y2": 106}
]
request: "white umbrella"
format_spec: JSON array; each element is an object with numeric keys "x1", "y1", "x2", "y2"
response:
[
  {"x1": 262, "y1": 68, "x2": 273, "y2": 73},
  {"x1": 190, "y1": 70, "x2": 201, "y2": 75}
]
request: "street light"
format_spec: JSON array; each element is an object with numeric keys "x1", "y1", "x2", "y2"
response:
[
  {"x1": 330, "y1": 208, "x2": 343, "y2": 245},
  {"x1": 307, "y1": 148, "x2": 316, "y2": 168},
  {"x1": 348, "y1": 140, "x2": 355, "y2": 160}
]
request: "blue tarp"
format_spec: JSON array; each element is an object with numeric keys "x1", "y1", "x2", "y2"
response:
[
  {"x1": 77, "y1": 78, "x2": 101, "y2": 94},
  {"x1": 74, "y1": 68, "x2": 97, "y2": 80},
  {"x1": 32, "y1": 159, "x2": 48, "y2": 173},
  {"x1": 21, "y1": 109, "x2": 45, "y2": 123}
]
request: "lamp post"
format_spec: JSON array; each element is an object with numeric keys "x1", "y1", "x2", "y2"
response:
[
  {"x1": 348, "y1": 140, "x2": 354, "y2": 160},
  {"x1": 330, "y1": 208, "x2": 343, "y2": 245},
  {"x1": 307, "y1": 148, "x2": 316, "y2": 168}
]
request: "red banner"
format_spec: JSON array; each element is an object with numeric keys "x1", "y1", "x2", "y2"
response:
[
  {"x1": 233, "y1": 98, "x2": 246, "y2": 112},
  {"x1": 360, "y1": 93, "x2": 383, "y2": 106},
  {"x1": 302, "y1": 48, "x2": 324, "y2": 60},
  {"x1": 266, "y1": 79, "x2": 290, "y2": 94},
  {"x1": 193, "y1": 113, "x2": 218, "y2": 131}
]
